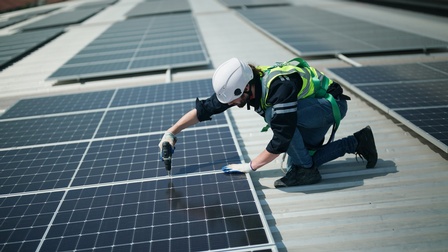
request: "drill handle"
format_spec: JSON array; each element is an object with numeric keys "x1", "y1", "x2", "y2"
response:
[
  {"x1": 161, "y1": 141, "x2": 173, "y2": 172},
  {"x1": 161, "y1": 141, "x2": 172, "y2": 160}
]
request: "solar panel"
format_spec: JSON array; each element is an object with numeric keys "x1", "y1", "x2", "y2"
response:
[
  {"x1": 0, "y1": 112, "x2": 103, "y2": 148},
  {"x1": 76, "y1": 0, "x2": 118, "y2": 9},
  {"x1": 326, "y1": 63, "x2": 448, "y2": 84},
  {"x1": 39, "y1": 174, "x2": 269, "y2": 251},
  {"x1": 395, "y1": 107, "x2": 448, "y2": 147},
  {"x1": 47, "y1": 14, "x2": 210, "y2": 82},
  {"x1": 126, "y1": 0, "x2": 191, "y2": 18},
  {"x1": 0, "y1": 90, "x2": 115, "y2": 119},
  {"x1": 20, "y1": 6, "x2": 105, "y2": 31},
  {"x1": 0, "y1": 192, "x2": 64, "y2": 252},
  {"x1": 111, "y1": 79, "x2": 213, "y2": 107},
  {"x1": 0, "y1": 79, "x2": 277, "y2": 251},
  {"x1": 0, "y1": 7, "x2": 58, "y2": 29},
  {"x1": 0, "y1": 143, "x2": 88, "y2": 194},
  {"x1": 0, "y1": 28, "x2": 64, "y2": 70},
  {"x1": 347, "y1": 80, "x2": 448, "y2": 109},
  {"x1": 237, "y1": 6, "x2": 448, "y2": 56},
  {"x1": 96, "y1": 102, "x2": 227, "y2": 138},
  {"x1": 219, "y1": 0, "x2": 290, "y2": 8},
  {"x1": 328, "y1": 61, "x2": 448, "y2": 152},
  {"x1": 73, "y1": 127, "x2": 240, "y2": 186}
]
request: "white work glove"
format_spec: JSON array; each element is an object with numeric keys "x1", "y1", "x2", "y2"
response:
[
  {"x1": 222, "y1": 162, "x2": 255, "y2": 174},
  {"x1": 158, "y1": 131, "x2": 177, "y2": 151}
]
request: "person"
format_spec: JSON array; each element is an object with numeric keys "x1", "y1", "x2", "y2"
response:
[{"x1": 158, "y1": 58, "x2": 377, "y2": 188}]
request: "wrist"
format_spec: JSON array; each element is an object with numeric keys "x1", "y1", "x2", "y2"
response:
[{"x1": 249, "y1": 161, "x2": 256, "y2": 171}]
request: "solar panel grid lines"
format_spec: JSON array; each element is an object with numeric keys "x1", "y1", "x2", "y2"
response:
[
  {"x1": 0, "y1": 90, "x2": 115, "y2": 119},
  {"x1": 327, "y1": 61, "x2": 448, "y2": 153},
  {"x1": 34, "y1": 174, "x2": 270, "y2": 251},
  {"x1": 394, "y1": 107, "x2": 448, "y2": 150},
  {"x1": 0, "y1": 142, "x2": 88, "y2": 195},
  {"x1": 47, "y1": 13, "x2": 210, "y2": 82},
  {"x1": 0, "y1": 28, "x2": 64, "y2": 70},
  {"x1": 96, "y1": 102, "x2": 227, "y2": 138},
  {"x1": 0, "y1": 79, "x2": 214, "y2": 150},
  {"x1": 125, "y1": 0, "x2": 191, "y2": 18},
  {"x1": 0, "y1": 79, "x2": 277, "y2": 251},
  {"x1": 71, "y1": 126, "x2": 240, "y2": 187},
  {"x1": 0, "y1": 112, "x2": 104, "y2": 149},
  {"x1": 111, "y1": 78, "x2": 214, "y2": 107},
  {"x1": 327, "y1": 63, "x2": 448, "y2": 85},
  {"x1": 20, "y1": 6, "x2": 106, "y2": 31},
  {"x1": 0, "y1": 191, "x2": 65, "y2": 252},
  {"x1": 237, "y1": 6, "x2": 448, "y2": 56},
  {"x1": 347, "y1": 80, "x2": 448, "y2": 109}
]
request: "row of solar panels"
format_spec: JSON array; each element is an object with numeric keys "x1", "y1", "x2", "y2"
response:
[
  {"x1": 0, "y1": 0, "x2": 117, "y2": 70},
  {"x1": 328, "y1": 61, "x2": 448, "y2": 153},
  {"x1": 2, "y1": 1, "x2": 447, "y2": 81},
  {"x1": 223, "y1": 3, "x2": 448, "y2": 154},
  {"x1": 0, "y1": 0, "x2": 208, "y2": 73},
  {"x1": 45, "y1": 4, "x2": 448, "y2": 82},
  {"x1": 0, "y1": 79, "x2": 277, "y2": 251}
]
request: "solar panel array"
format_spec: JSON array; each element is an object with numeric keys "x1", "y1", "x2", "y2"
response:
[
  {"x1": 0, "y1": 79, "x2": 277, "y2": 251},
  {"x1": 328, "y1": 61, "x2": 448, "y2": 153},
  {"x1": 126, "y1": 0, "x2": 191, "y2": 18},
  {"x1": 237, "y1": 6, "x2": 448, "y2": 56},
  {"x1": 20, "y1": 5, "x2": 107, "y2": 31},
  {"x1": 47, "y1": 13, "x2": 210, "y2": 82},
  {"x1": 0, "y1": 7, "x2": 58, "y2": 29},
  {"x1": 0, "y1": 28, "x2": 64, "y2": 70}
]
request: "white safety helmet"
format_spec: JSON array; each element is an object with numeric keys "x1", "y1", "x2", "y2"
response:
[{"x1": 213, "y1": 58, "x2": 254, "y2": 103}]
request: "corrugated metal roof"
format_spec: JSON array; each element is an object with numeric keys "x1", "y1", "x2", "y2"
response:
[{"x1": 1, "y1": 0, "x2": 448, "y2": 251}]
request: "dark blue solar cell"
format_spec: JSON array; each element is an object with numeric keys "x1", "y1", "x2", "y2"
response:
[
  {"x1": 73, "y1": 127, "x2": 239, "y2": 186},
  {"x1": 47, "y1": 14, "x2": 209, "y2": 81},
  {"x1": 0, "y1": 112, "x2": 103, "y2": 148},
  {"x1": 0, "y1": 192, "x2": 64, "y2": 251},
  {"x1": 96, "y1": 101, "x2": 226, "y2": 138},
  {"x1": 40, "y1": 173, "x2": 268, "y2": 251},
  {"x1": 0, "y1": 142, "x2": 88, "y2": 194},
  {"x1": 238, "y1": 6, "x2": 448, "y2": 56},
  {"x1": 329, "y1": 61, "x2": 448, "y2": 153},
  {"x1": 356, "y1": 80, "x2": 448, "y2": 109},
  {"x1": 423, "y1": 61, "x2": 448, "y2": 73},
  {"x1": 330, "y1": 63, "x2": 448, "y2": 84},
  {"x1": 0, "y1": 90, "x2": 114, "y2": 119},
  {"x1": 111, "y1": 79, "x2": 214, "y2": 107},
  {"x1": 0, "y1": 28, "x2": 63, "y2": 70},
  {"x1": 21, "y1": 7, "x2": 105, "y2": 31},
  {"x1": 396, "y1": 107, "x2": 448, "y2": 147}
]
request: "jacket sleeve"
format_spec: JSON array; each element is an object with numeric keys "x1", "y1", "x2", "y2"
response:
[
  {"x1": 195, "y1": 93, "x2": 231, "y2": 122},
  {"x1": 265, "y1": 74, "x2": 302, "y2": 154}
]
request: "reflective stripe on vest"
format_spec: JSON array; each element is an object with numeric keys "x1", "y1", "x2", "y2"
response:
[{"x1": 257, "y1": 64, "x2": 331, "y2": 111}]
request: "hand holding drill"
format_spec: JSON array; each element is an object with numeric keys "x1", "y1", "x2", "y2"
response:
[{"x1": 159, "y1": 132, "x2": 177, "y2": 176}]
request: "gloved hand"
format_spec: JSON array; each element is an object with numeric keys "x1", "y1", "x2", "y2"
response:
[
  {"x1": 158, "y1": 131, "x2": 177, "y2": 153},
  {"x1": 222, "y1": 162, "x2": 255, "y2": 173}
]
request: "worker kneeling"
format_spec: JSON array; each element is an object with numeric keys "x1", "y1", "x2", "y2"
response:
[{"x1": 159, "y1": 58, "x2": 377, "y2": 187}]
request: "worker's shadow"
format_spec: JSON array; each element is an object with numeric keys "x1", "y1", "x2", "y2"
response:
[
  {"x1": 251, "y1": 158, "x2": 397, "y2": 193},
  {"x1": 251, "y1": 158, "x2": 397, "y2": 251}
]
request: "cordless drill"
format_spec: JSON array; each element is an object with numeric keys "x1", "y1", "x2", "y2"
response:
[{"x1": 161, "y1": 141, "x2": 173, "y2": 176}]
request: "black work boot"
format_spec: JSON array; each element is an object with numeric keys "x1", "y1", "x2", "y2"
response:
[
  {"x1": 274, "y1": 165, "x2": 321, "y2": 188},
  {"x1": 353, "y1": 126, "x2": 378, "y2": 168}
]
